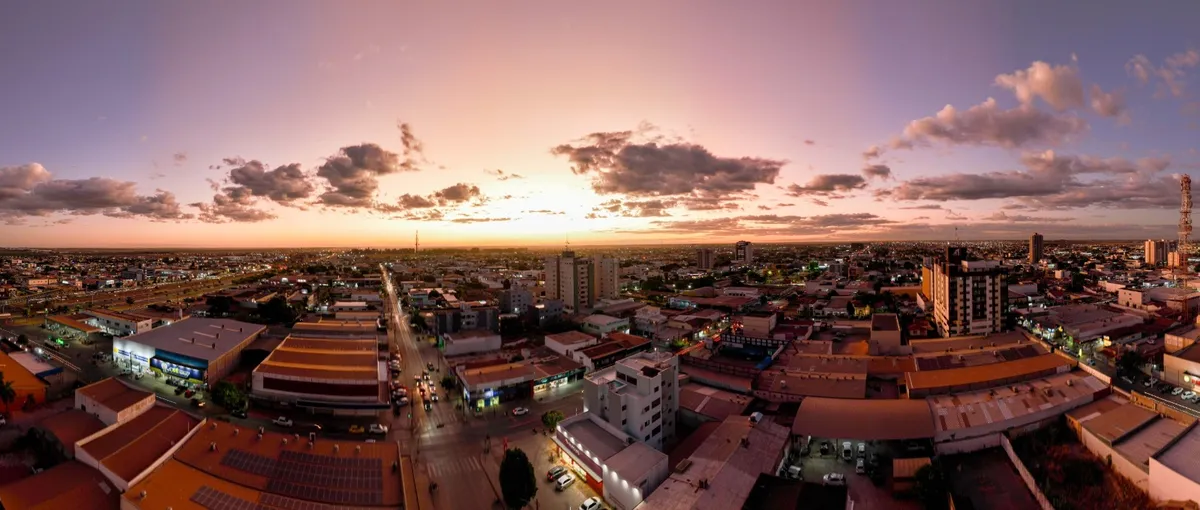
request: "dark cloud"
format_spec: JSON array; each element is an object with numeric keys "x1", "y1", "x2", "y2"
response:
[
  {"x1": 879, "y1": 150, "x2": 1175, "y2": 209},
  {"x1": 982, "y1": 211, "x2": 1073, "y2": 223},
  {"x1": 594, "y1": 198, "x2": 675, "y2": 217},
  {"x1": 551, "y1": 128, "x2": 785, "y2": 198},
  {"x1": 0, "y1": 163, "x2": 192, "y2": 221},
  {"x1": 891, "y1": 98, "x2": 1088, "y2": 150},
  {"x1": 376, "y1": 183, "x2": 485, "y2": 214},
  {"x1": 777, "y1": 203, "x2": 795, "y2": 207},
  {"x1": 486, "y1": 169, "x2": 524, "y2": 181},
  {"x1": 449, "y1": 217, "x2": 512, "y2": 223},
  {"x1": 804, "y1": 140, "x2": 816, "y2": 146},
  {"x1": 190, "y1": 187, "x2": 276, "y2": 223},
  {"x1": 862, "y1": 146, "x2": 882, "y2": 160},
  {"x1": 862, "y1": 164, "x2": 892, "y2": 180},
  {"x1": 786, "y1": 174, "x2": 867, "y2": 197},
  {"x1": 524, "y1": 209, "x2": 564, "y2": 215},
  {"x1": 227, "y1": 161, "x2": 315, "y2": 203},
  {"x1": 395, "y1": 194, "x2": 437, "y2": 209},
  {"x1": 615, "y1": 213, "x2": 892, "y2": 237},
  {"x1": 432, "y1": 183, "x2": 482, "y2": 204},
  {"x1": 397, "y1": 122, "x2": 428, "y2": 170},
  {"x1": 316, "y1": 143, "x2": 408, "y2": 207},
  {"x1": 899, "y1": 204, "x2": 943, "y2": 210},
  {"x1": 757, "y1": 205, "x2": 771, "y2": 211},
  {"x1": 810, "y1": 199, "x2": 829, "y2": 207}
]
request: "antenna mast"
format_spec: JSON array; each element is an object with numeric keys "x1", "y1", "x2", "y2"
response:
[
  {"x1": 415, "y1": 230, "x2": 419, "y2": 254},
  {"x1": 1180, "y1": 175, "x2": 1193, "y2": 284}
]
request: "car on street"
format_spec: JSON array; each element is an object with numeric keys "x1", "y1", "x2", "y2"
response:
[
  {"x1": 430, "y1": 393, "x2": 439, "y2": 402},
  {"x1": 822, "y1": 473, "x2": 846, "y2": 486},
  {"x1": 1183, "y1": 391, "x2": 1197, "y2": 400},
  {"x1": 841, "y1": 442, "x2": 852, "y2": 461},
  {"x1": 424, "y1": 401, "x2": 432, "y2": 411},
  {"x1": 191, "y1": 398, "x2": 205, "y2": 408},
  {"x1": 427, "y1": 362, "x2": 435, "y2": 371},
  {"x1": 1173, "y1": 387, "x2": 1185, "y2": 396},
  {"x1": 855, "y1": 458, "x2": 866, "y2": 474},
  {"x1": 396, "y1": 397, "x2": 409, "y2": 406},
  {"x1": 349, "y1": 425, "x2": 365, "y2": 434},
  {"x1": 1121, "y1": 376, "x2": 1134, "y2": 384},
  {"x1": 555, "y1": 473, "x2": 576, "y2": 491},
  {"x1": 273, "y1": 416, "x2": 294, "y2": 427},
  {"x1": 369, "y1": 424, "x2": 388, "y2": 434},
  {"x1": 231, "y1": 408, "x2": 248, "y2": 419},
  {"x1": 580, "y1": 497, "x2": 603, "y2": 510},
  {"x1": 857, "y1": 442, "x2": 865, "y2": 458},
  {"x1": 547, "y1": 466, "x2": 567, "y2": 481},
  {"x1": 512, "y1": 407, "x2": 530, "y2": 416}
]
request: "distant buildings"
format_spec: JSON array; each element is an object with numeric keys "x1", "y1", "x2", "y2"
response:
[
  {"x1": 696, "y1": 248, "x2": 715, "y2": 270},
  {"x1": 735, "y1": 240, "x2": 754, "y2": 265},
  {"x1": 1146, "y1": 239, "x2": 1172, "y2": 266},
  {"x1": 544, "y1": 250, "x2": 619, "y2": 314},
  {"x1": 1029, "y1": 232, "x2": 1044, "y2": 264},
  {"x1": 929, "y1": 247, "x2": 1006, "y2": 337}
]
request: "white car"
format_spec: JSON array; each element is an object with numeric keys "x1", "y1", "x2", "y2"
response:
[
  {"x1": 369, "y1": 424, "x2": 388, "y2": 434},
  {"x1": 823, "y1": 473, "x2": 846, "y2": 486},
  {"x1": 855, "y1": 458, "x2": 866, "y2": 474},
  {"x1": 580, "y1": 497, "x2": 603, "y2": 510},
  {"x1": 1182, "y1": 391, "x2": 1196, "y2": 400},
  {"x1": 512, "y1": 407, "x2": 530, "y2": 416},
  {"x1": 555, "y1": 473, "x2": 576, "y2": 491},
  {"x1": 1173, "y1": 387, "x2": 1185, "y2": 396},
  {"x1": 273, "y1": 417, "x2": 294, "y2": 427}
]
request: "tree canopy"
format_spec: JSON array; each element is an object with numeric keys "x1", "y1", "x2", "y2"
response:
[{"x1": 499, "y1": 448, "x2": 537, "y2": 509}]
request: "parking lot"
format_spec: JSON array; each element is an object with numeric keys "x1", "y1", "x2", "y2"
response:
[
  {"x1": 792, "y1": 437, "x2": 923, "y2": 510},
  {"x1": 1119, "y1": 372, "x2": 1200, "y2": 417}
]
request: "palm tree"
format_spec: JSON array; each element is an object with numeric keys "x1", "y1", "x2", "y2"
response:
[{"x1": 0, "y1": 372, "x2": 16, "y2": 417}]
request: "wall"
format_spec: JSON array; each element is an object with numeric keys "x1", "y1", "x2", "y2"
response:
[
  {"x1": 1149, "y1": 457, "x2": 1200, "y2": 504},
  {"x1": 1079, "y1": 428, "x2": 1149, "y2": 490},
  {"x1": 443, "y1": 333, "x2": 501, "y2": 356},
  {"x1": 1163, "y1": 353, "x2": 1200, "y2": 389},
  {"x1": 999, "y1": 434, "x2": 1056, "y2": 510},
  {"x1": 933, "y1": 433, "x2": 1001, "y2": 455}
]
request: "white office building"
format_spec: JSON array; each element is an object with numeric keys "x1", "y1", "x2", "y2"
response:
[
  {"x1": 583, "y1": 350, "x2": 680, "y2": 450},
  {"x1": 545, "y1": 250, "x2": 593, "y2": 314},
  {"x1": 594, "y1": 256, "x2": 620, "y2": 301}
]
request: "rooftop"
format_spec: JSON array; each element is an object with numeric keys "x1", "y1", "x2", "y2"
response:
[
  {"x1": 560, "y1": 416, "x2": 628, "y2": 462},
  {"x1": 1082, "y1": 402, "x2": 1158, "y2": 444},
  {"x1": 460, "y1": 362, "x2": 536, "y2": 388},
  {"x1": 1154, "y1": 422, "x2": 1200, "y2": 484},
  {"x1": 792, "y1": 397, "x2": 936, "y2": 440},
  {"x1": 0, "y1": 461, "x2": 118, "y2": 510},
  {"x1": 678, "y1": 384, "x2": 753, "y2": 422},
  {"x1": 133, "y1": 420, "x2": 403, "y2": 508},
  {"x1": 604, "y1": 440, "x2": 667, "y2": 486},
  {"x1": 1173, "y1": 342, "x2": 1200, "y2": 364},
  {"x1": 909, "y1": 331, "x2": 1031, "y2": 354},
  {"x1": 544, "y1": 330, "x2": 598, "y2": 346},
  {"x1": 0, "y1": 350, "x2": 48, "y2": 391},
  {"x1": 76, "y1": 377, "x2": 154, "y2": 414},
  {"x1": 37, "y1": 409, "x2": 106, "y2": 448},
  {"x1": 639, "y1": 416, "x2": 790, "y2": 510},
  {"x1": 255, "y1": 336, "x2": 382, "y2": 382},
  {"x1": 1114, "y1": 417, "x2": 1188, "y2": 472},
  {"x1": 87, "y1": 308, "x2": 147, "y2": 323},
  {"x1": 48, "y1": 313, "x2": 101, "y2": 334},
  {"x1": 444, "y1": 328, "x2": 499, "y2": 341},
  {"x1": 583, "y1": 314, "x2": 626, "y2": 327},
  {"x1": 927, "y1": 371, "x2": 1107, "y2": 433},
  {"x1": 871, "y1": 313, "x2": 900, "y2": 331},
  {"x1": 78, "y1": 406, "x2": 200, "y2": 482},
  {"x1": 122, "y1": 318, "x2": 265, "y2": 362},
  {"x1": 905, "y1": 354, "x2": 1073, "y2": 392}
]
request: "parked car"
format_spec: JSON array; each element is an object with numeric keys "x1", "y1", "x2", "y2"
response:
[
  {"x1": 555, "y1": 473, "x2": 576, "y2": 491},
  {"x1": 857, "y1": 442, "x2": 866, "y2": 458},
  {"x1": 1173, "y1": 387, "x2": 1185, "y2": 396},
  {"x1": 547, "y1": 466, "x2": 567, "y2": 481},
  {"x1": 368, "y1": 424, "x2": 388, "y2": 434},
  {"x1": 855, "y1": 458, "x2": 866, "y2": 474},
  {"x1": 512, "y1": 407, "x2": 530, "y2": 416},
  {"x1": 580, "y1": 497, "x2": 602, "y2": 510},
  {"x1": 273, "y1": 416, "x2": 294, "y2": 427},
  {"x1": 1183, "y1": 391, "x2": 1197, "y2": 400},
  {"x1": 231, "y1": 408, "x2": 248, "y2": 419},
  {"x1": 841, "y1": 442, "x2": 852, "y2": 461},
  {"x1": 822, "y1": 473, "x2": 846, "y2": 486}
]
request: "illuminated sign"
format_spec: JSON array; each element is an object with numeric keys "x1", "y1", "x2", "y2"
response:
[{"x1": 151, "y1": 358, "x2": 204, "y2": 380}]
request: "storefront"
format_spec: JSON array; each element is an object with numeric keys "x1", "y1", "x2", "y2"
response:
[{"x1": 533, "y1": 367, "x2": 585, "y2": 393}]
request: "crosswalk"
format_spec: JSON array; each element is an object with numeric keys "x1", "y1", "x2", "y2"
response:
[{"x1": 427, "y1": 455, "x2": 484, "y2": 478}]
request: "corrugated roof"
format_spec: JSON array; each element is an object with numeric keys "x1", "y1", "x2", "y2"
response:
[
  {"x1": 791, "y1": 397, "x2": 935, "y2": 440},
  {"x1": 122, "y1": 318, "x2": 265, "y2": 362},
  {"x1": 905, "y1": 354, "x2": 1072, "y2": 391},
  {"x1": 37, "y1": 409, "x2": 105, "y2": 448},
  {"x1": 79, "y1": 406, "x2": 199, "y2": 482},
  {"x1": 76, "y1": 377, "x2": 153, "y2": 414},
  {"x1": 0, "y1": 461, "x2": 118, "y2": 510}
]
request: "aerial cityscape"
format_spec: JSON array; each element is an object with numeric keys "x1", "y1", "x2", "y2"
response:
[{"x1": 2, "y1": 2, "x2": 1200, "y2": 510}]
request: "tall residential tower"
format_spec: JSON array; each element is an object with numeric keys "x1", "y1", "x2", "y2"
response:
[
  {"x1": 1029, "y1": 232, "x2": 1043, "y2": 264},
  {"x1": 734, "y1": 241, "x2": 753, "y2": 265},
  {"x1": 930, "y1": 247, "x2": 1007, "y2": 337}
]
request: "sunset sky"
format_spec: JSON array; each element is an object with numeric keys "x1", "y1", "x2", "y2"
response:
[{"x1": 2, "y1": 1, "x2": 1199, "y2": 248}]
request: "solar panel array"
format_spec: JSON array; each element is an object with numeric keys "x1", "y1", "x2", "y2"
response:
[{"x1": 218, "y1": 449, "x2": 384, "y2": 506}]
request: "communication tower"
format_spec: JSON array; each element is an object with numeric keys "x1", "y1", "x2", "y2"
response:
[{"x1": 1180, "y1": 175, "x2": 1192, "y2": 280}]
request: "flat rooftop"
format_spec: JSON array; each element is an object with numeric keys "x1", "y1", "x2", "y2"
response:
[
  {"x1": 782, "y1": 354, "x2": 870, "y2": 374},
  {"x1": 928, "y1": 371, "x2": 1107, "y2": 433},
  {"x1": 1044, "y1": 304, "x2": 1124, "y2": 327},
  {"x1": 256, "y1": 336, "x2": 382, "y2": 381},
  {"x1": 757, "y1": 370, "x2": 866, "y2": 399},
  {"x1": 906, "y1": 354, "x2": 1073, "y2": 392},
  {"x1": 1082, "y1": 402, "x2": 1158, "y2": 444},
  {"x1": 604, "y1": 440, "x2": 667, "y2": 486},
  {"x1": 460, "y1": 363, "x2": 536, "y2": 388},
  {"x1": 640, "y1": 416, "x2": 790, "y2": 510},
  {"x1": 122, "y1": 318, "x2": 265, "y2": 362},
  {"x1": 48, "y1": 313, "x2": 101, "y2": 333},
  {"x1": 1154, "y1": 422, "x2": 1200, "y2": 484},
  {"x1": 444, "y1": 329, "x2": 498, "y2": 341},
  {"x1": 1114, "y1": 417, "x2": 1188, "y2": 472},
  {"x1": 138, "y1": 421, "x2": 403, "y2": 508},
  {"x1": 37, "y1": 409, "x2": 106, "y2": 449},
  {"x1": 909, "y1": 331, "x2": 1031, "y2": 354},
  {"x1": 0, "y1": 460, "x2": 118, "y2": 510},
  {"x1": 87, "y1": 308, "x2": 147, "y2": 323},
  {"x1": 1172, "y1": 342, "x2": 1200, "y2": 364},
  {"x1": 678, "y1": 383, "x2": 753, "y2": 422},
  {"x1": 77, "y1": 377, "x2": 154, "y2": 413},
  {"x1": 792, "y1": 397, "x2": 936, "y2": 440},
  {"x1": 914, "y1": 344, "x2": 1047, "y2": 371},
  {"x1": 872, "y1": 313, "x2": 900, "y2": 331},
  {"x1": 544, "y1": 330, "x2": 597, "y2": 346},
  {"x1": 78, "y1": 406, "x2": 200, "y2": 481},
  {"x1": 560, "y1": 416, "x2": 627, "y2": 462}
]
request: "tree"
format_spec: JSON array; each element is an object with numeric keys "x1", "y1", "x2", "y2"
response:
[
  {"x1": 0, "y1": 373, "x2": 15, "y2": 417},
  {"x1": 211, "y1": 381, "x2": 246, "y2": 410},
  {"x1": 912, "y1": 461, "x2": 949, "y2": 510},
  {"x1": 1116, "y1": 350, "x2": 1145, "y2": 375},
  {"x1": 872, "y1": 280, "x2": 885, "y2": 293},
  {"x1": 499, "y1": 448, "x2": 537, "y2": 509},
  {"x1": 125, "y1": 296, "x2": 135, "y2": 305},
  {"x1": 259, "y1": 296, "x2": 296, "y2": 324},
  {"x1": 542, "y1": 410, "x2": 565, "y2": 431},
  {"x1": 206, "y1": 295, "x2": 234, "y2": 317}
]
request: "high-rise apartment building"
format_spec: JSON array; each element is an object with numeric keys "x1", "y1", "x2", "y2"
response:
[
  {"x1": 734, "y1": 241, "x2": 753, "y2": 265},
  {"x1": 544, "y1": 251, "x2": 618, "y2": 313},
  {"x1": 696, "y1": 248, "x2": 714, "y2": 270},
  {"x1": 583, "y1": 350, "x2": 679, "y2": 450},
  {"x1": 1146, "y1": 239, "x2": 1171, "y2": 266},
  {"x1": 930, "y1": 247, "x2": 1007, "y2": 337},
  {"x1": 1029, "y1": 233, "x2": 1044, "y2": 264}
]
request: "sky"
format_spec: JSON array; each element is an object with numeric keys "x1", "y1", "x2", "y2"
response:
[{"x1": 2, "y1": 1, "x2": 1199, "y2": 248}]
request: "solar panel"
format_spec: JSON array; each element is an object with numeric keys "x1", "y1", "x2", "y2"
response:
[
  {"x1": 190, "y1": 485, "x2": 259, "y2": 510},
  {"x1": 218, "y1": 448, "x2": 386, "y2": 506}
]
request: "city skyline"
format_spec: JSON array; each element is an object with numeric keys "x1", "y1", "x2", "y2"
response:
[{"x1": 3, "y1": 2, "x2": 1200, "y2": 248}]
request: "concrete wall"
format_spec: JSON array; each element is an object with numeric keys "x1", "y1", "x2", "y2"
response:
[
  {"x1": 1149, "y1": 457, "x2": 1200, "y2": 504},
  {"x1": 1079, "y1": 428, "x2": 1149, "y2": 490},
  {"x1": 934, "y1": 433, "x2": 1001, "y2": 455},
  {"x1": 999, "y1": 434, "x2": 1056, "y2": 510}
]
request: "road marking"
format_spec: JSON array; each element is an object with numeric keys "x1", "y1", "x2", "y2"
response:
[{"x1": 428, "y1": 456, "x2": 482, "y2": 478}]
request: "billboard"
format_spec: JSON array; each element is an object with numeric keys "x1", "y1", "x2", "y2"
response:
[{"x1": 151, "y1": 357, "x2": 204, "y2": 380}]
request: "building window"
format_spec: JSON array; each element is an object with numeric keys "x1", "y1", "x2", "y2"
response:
[
  {"x1": 621, "y1": 419, "x2": 626, "y2": 426},
  {"x1": 652, "y1": 412, "x2": 661, "y2": 422},
  {"x1": 652, "y1": 425, "x2": 662, "y2": 437},
  {"x1": 652, "y1": 398, "x2": 661, "y2": 408}
]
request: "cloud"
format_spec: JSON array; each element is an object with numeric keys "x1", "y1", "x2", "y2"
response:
[
  {"x1": 173, "y1": 152, "x2": 188, "y2": 166},
  {"x1": 394, "y1": 194, "x2": 437, "y2": 209},
  {"x1": 862, "y1": 145, "x2": 882, "y2": 160},
  {"x1": 432, "y1": 183, "x2": 482, "y2": 204},
  {"x1": 785, "y1": 174, "x2": 867, "y2": 196},
  {"x1": 757, "y1": 205, "x2": 771, "y2": 211},
  {"x1": 899, "y1": 204, "x2": 943, "y2": 210},
  {"x1": 862, "y1": 164, "x2": 892, "y2": 180},
  {"x1": 0, "y1": 163, "x2": 192, "y2": 221},
  {"x1": 810, "y1": 199, "x2": 828, "y2": 207},
  {"x1": 804, "y1": 140, "x2": 816, "y2": 146},
  {"x1": 616, "y1": 213, "x2": 893, "y2": 237},
  {"x1": 449, "y1": 217, "x2": 511, "y2": 223},
  {"x1": 226, "y1": 161, "x2": 315, "y2": 203},
  {"x1": 879, "y1": 150, "x2": 1175, "y2": 209},
  {"x1": 551, "y1": 127, "x2": 785, "y2": 198},
  {"x1": 1089, "y1": 84, "x2": 1128, "y2": 120},
  {"x1": 995, "y1": 61, "x2": 1085, "y2": 111},
  {"x1": 892, "y1": 98, "x2": 1088, "y2": 150},
  {"x1": 190, "y1": 187, "x2": 276, "y2": 223},
  {"x1": 1127, "y1": 49, "x2": 1200, "y2": 98},
  {"x1": 316, "y1": 143, "x2": 408, "y2": 207},
  {"x1": 982, "y1": 211, "x2": 1073, "y2": 223},
  {"x1": 486, "y1": 169, "x2": 524, "y2": 181},
  {"x1": 524, "y1": 209, "x2": 564, "y2": 215},
  {"x1": 777, "y1": 203, "x2": 795, "y2": 207},
  {"x1": 595, "y1": 198, "x2": 675, "y2": 217},
  {"x1": 376, "y1": 182, "x2": 485, "y2": 213}
]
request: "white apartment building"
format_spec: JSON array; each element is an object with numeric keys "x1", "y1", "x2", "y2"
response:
[
  {"x1": 734, "y1": 241, "x2": 753, "y2": 265},
  {"x1": 583, "y1": 351, "x2": 680, "y2": 450},
  {"x1": 84, "y1": 309, "x2": 153, "y2": 337},
  {"x1": 930, "y1": 247, "x2": 1006, "y2": 337},
  {"x1": 500, "y1": 287, "x2": 533, "y2": 315},
  {"x1": 545, "y1": 250, "x2": 619, "y2": 313}
]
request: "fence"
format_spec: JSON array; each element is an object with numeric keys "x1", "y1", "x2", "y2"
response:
[{"x1": 999, "y1": 433, "x2": 1056, "y2": 510}]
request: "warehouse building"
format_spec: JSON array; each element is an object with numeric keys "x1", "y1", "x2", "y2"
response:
[
  {"x1": 113, "y1": 318, "x2": 265, "y2": 386},
  {"x1": 251, "y1": 336, "x2": 389, "y2": 415}
]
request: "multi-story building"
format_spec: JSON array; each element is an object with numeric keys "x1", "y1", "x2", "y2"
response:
[
  {"x1": 545, "y1": 250, "x2": 618, "y2": 313},
  {"x1": 1029, "y1": 232, "x2": 1044, "y2": 264},
  {"x1": 583, "y1": 350, "x2": 679, "y2": 450},
  {"x1": 734, "y1": 241, "x2": 753, "y2": 265},
  {"x1": 1146, "y1": 239, "x2": 1172, "y2": 266},
  {"x1": 432, "y1": 303, "x2": 499, "y2": 334},
  {"x1": 696, "y1": 248, "x2": 715, "y2": 270},
  {"x1": 499, "y1": 287, "x2": 533, "y2": 315},
  {"x1": 85, "y1": 309, "x2": 154, "y2": 337},
  {"x1": 930, "y1": 247, "x2": 1007, "y2": 337}
]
